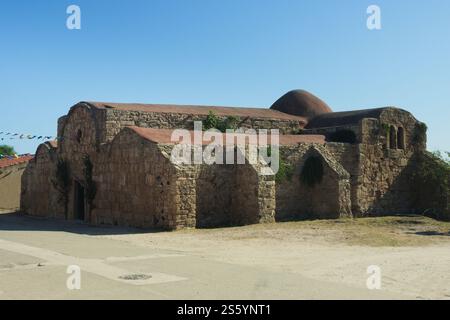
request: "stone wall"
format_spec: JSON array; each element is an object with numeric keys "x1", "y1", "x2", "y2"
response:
[
  {"x1": 352, "y1": 144, "x2": 416, "y2": 216},
  {"x1": 92, "y1": 129, "x2": 178, "y2": 229},
  {"x1": 103, "y1": 108, "x2": 303, "y2": 142},
  {"x1": 232, "y1": 162, "x2": 275, "y2": 226},
  {"x1": 195, "y1": 164, "x2": 234, "y2": 227},
  {"x1": 57, "y1": 104, "x2": 104, "y2": 220},
  {"x1": 21, "y1": 143, "x2": 63, "y2": 218},
  {"x1": 171, "y1": 166, "x2": 198, "y2": 229},
  {"x1": 22, "y1": 102, "x2": 432, "y2": 229},
  {"x1": 351, "y1": 109, "x2": 425, "y2": 216},
  {"x1": 370, "y1": 108, "x2": 426, "y2": 151},
  {"x1": 169, "y1": 146, "x2": 276, "y2": 229},
  {"x1": 275, "y1": 144, "x2": 352, "y2": 221}
]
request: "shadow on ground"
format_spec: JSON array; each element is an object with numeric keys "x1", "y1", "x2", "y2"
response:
[
  {"x1": 410, "y1": 230, "x2": 450, "y2": 237},
  {"x1": 0, "y1": 211, "x2": 163, "y2": 236}
]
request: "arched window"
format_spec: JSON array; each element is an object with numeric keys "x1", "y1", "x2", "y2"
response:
[
  {"x1": 389, "y1": 126, "x2": 397, "y2": 149},
  {"x1": 397, "y1": 127, "x2": 405, "y2": 150}
]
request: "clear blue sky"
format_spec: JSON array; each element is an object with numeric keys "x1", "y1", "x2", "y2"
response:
[{"x1": 1, "y1": 0, "x2": 449, "y2": 154}]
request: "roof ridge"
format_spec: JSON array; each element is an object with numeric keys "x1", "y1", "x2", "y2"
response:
[{"x1": 80, "y1": 101, "x2": 308, "y2": 122}]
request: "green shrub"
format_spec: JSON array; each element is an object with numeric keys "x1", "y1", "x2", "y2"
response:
[
  {"x1": 412, "y1": 151, "x2": 450, "y2": 220},
  {"x1": 275, "y1": 158, "x2": 294, "y2": 183},
  {"x1": 203, "y1": 111, "x2": 220, "y2": 131},
  {"x1": 413, "y1": 122, "x2": 428, "y2": 144},
  {"x1": 264, "y1": 146, "x2": 294, "y2": 183},
  {"x1": 203, "y1": 111, "x2": 240, "y2": 133}
]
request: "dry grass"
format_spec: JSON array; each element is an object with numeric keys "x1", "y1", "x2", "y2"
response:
[
  {"x1": 287, "y1": 215, "x2": 450, "y2": 247},
  {"x1": 175, "y1": 215, "x2": 450, "y2": 247}
]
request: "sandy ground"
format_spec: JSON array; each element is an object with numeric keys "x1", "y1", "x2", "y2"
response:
[
  {"x1": 0, "y1": 211, "x2": 405, "y2": 300},
  {"x1": 0, "y1": 211, "x2": 449, "y2": 299},
  {"x1": 0, "y1": 168, "x2": 23, "y2": 210},
  {"x1": 99, "y1": 217, "x2": 450, "y2": 299},
  {"x1": 0, "y1": 167, "x2": 449, "y2": 300}
]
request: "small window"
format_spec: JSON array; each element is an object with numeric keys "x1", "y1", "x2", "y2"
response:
[
  {"x1": 76, "y1": 129, "x2": 83, "y2": 144},
  {"x1": 397, "y1": 127, "x2": 405, "y2": 149},
  {"x1": 389, "y1": 126, "x2": 397, "y2": 149}
]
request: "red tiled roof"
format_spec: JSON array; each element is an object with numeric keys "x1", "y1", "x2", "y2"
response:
[
  {"x1": 86, "y1": 101, "x2": 308, "y2": 123},
  {"x1": 128, "y1": 127, "x2": 325, "y2": 146},
  {"x1": 0, "y1": 154, "x2": 34, "y2": 169}
]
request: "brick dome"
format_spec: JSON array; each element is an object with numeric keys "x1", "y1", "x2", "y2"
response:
[{"x1": 270, "y1": 90, "x2": 332, "y2": 119}]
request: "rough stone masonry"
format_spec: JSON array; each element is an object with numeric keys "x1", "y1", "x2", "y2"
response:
[{"x1": 21, "y1": 90, "x2": 435, "y2": 230}]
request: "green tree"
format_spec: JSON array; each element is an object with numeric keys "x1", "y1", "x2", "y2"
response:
[
  {"x1": 412, "y1": 150, "x2": 450, "y2": 220},
  {"x1": 0, "y1": 145, "x2": 16, "y2": 156}
]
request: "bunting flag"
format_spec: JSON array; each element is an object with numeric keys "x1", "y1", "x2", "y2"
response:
[{"x1": 0, "y1": 131, "x2": 56, "y2": 141}]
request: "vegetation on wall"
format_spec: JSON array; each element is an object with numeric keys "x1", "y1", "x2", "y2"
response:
[
  {"x1": 275, "y1": 157, "x2": 294, "y2": 183},
  {"x1": 204, "y1": 111, "x2": 240, "y2": 132},
  {"x1": 411, "y1": 151, "x2": 450, "y2": 221},
  {"x1": 83, "y1": 155, "x2": 97, "y2": 209},
  {"x1": 264, "y1": 146, "x2": 294, "y2": 183},
  {"x1": 52, "y1": 159, "x2": 71, "y2": 218},
  {"x1": 413, "y1": 122, "x2": 428, "y2": 144},
  {"x1": 328, "y1": 130, "x2": 357, "y2": 144},
  {"x1": 0, "y1": 145, "x2": 16, "y2": 156},
  {"x1": 301, "y1": 156, "x2": 324, "y2": 188}
]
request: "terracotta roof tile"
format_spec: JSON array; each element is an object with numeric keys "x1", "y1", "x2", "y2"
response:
[
  {"x1": 128, "y1": 127, "x2": 325, "y2": 146},
  {"x1": 86, "y1": 101, "x2": 308, "y2": 124},
  {"x1": 0, "y1": 155, "x2": 34, "y2": 169}
]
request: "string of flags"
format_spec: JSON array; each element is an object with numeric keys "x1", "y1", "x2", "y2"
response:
[{"x1": 0, "y1": 131, "x2": 56, "y2": 141}]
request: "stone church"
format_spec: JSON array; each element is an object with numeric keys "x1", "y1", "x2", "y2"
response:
[{"x1": 21, "y1": 90, "x2": 429, "y2": 230}]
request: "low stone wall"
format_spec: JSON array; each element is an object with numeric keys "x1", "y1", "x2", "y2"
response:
[{"x1": 0, "y1": 162, "x2": 29, "y2": 210}]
